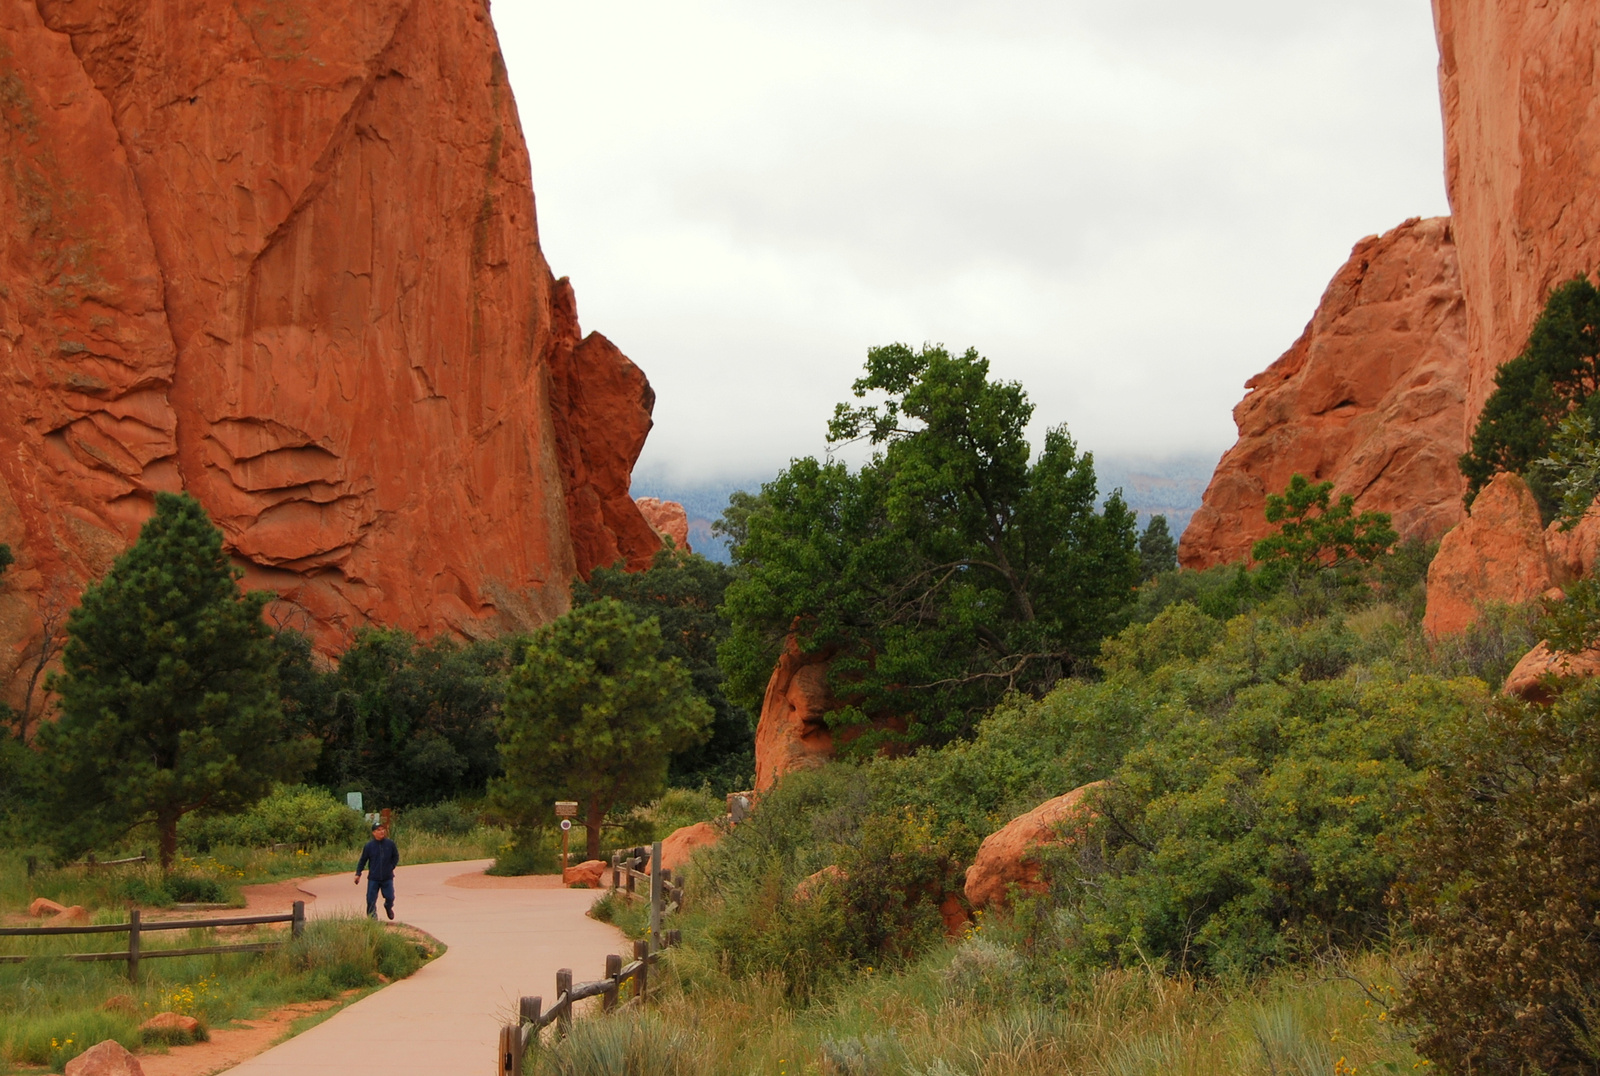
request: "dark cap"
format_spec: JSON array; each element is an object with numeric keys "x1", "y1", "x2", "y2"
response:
[{"x1": 371, "y1": 820, "x2": 385, "y2": 831}]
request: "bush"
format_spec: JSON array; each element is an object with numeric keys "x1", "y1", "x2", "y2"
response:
[
  {"x1": 276, "y1": 916, "x2": 422, "y2": 989},
  {"x1": 181, "y1": 785, "x2": 368, "y2": 850},
  {"x1": 401, "y1": 802, "x2": 478, "y2": 836},
  {"x1": 1044, "y1": 664, "x2": 1484, "y2": 975},
  {"x1": 1397, "y1": 686, "x2": 1600, "y2": 1074}
]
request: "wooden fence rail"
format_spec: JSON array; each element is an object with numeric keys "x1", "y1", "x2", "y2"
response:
[
  {"x1": 0, "y1": 902, "x2": 305, "y2": 980},
  {"x1": 496, "y1": 931, "x2": 681, "y2": 1076}
]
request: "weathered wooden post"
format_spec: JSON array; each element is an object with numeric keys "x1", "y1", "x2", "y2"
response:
[
  {"x1": 633, "y1": 938, "x2": 649, "y2": 1002},
  {"x1": 497, "y1": 1023, "x2": 522, "y2": 1075},
  {"x1": 520, "y1": 996, "x2": 542, "y2": 1026},
  {"x1": 127, "y1": 908, "x2": 141, "y2": 981},
  {"x1": 291, "y1": 900, "x2": 305, "y2": 938},
  {"x1": 649, "y1": 841, "x2": 663, "y2": 953},
  {"x1": 555, "y1": 968, "x2": 573, "y2": 1038},
  {"x1": 603, "y1": 953, "x2": 621, "y2": 1011}
]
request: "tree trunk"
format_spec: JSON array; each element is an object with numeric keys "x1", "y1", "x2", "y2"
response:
[
  {"x1": 586, "y1": 797, "x2": 602, "y2": 861},
  {"x1": 158, "y1": 812, "x2": 179, "y2": 874}
]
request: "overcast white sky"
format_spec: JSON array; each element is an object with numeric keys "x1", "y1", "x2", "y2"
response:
[{"x1": 492, "y1": 0, "x2": 1451, "y2": 487}]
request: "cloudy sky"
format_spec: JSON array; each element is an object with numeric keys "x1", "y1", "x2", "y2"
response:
[{"x1": 492, "y1": 0, "x2": 1451, "y2": 487}]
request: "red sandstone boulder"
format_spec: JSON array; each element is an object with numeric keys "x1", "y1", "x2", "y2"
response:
[
  {"x1": 1544, "y1": 498, "x2": 1600, "y2": 585},
  {"x1": 139, "y1": 1012, "x2": 203, "y2": 1043},
  {"x1": 654, "y1": 821, "x2": 720, "y2": 874},
  {"x1": 0, "y1": 0, "x2": 662, "y2": 699},
  {"x1": 1423, "y1": 473, "x2": 1553, "y2": 636},
  {"x1": 28, "y1": 897, "x2": 65, "y2": 918},
  {"x1": 964, "y1": 782, "x2": 1103, "y2": 912},
  {"x1": 1181, "y1": 218, "x2": 1469, "y2": 569},
  {"x1": 1503, "y1": 641, "x2": 1600, "y2": 705},
  {"x1": 53, "y1": 905, "x2": 89, "y2": 923},
  {"x1": 562, "y1": 860, "x2": 608, "y2": 889},
  {"x1": 101, "y1": 994, "x2": 138, "y2": 1016},
  {"x1": 634, "y1": 498, "x2": 692, "y2": 553},
  {"x1": 794, "y1": 864, "x2": 846, "y2": 902},
  {"x1": 63, "y1": 1040, "x2": 144, "y2": 1076}
]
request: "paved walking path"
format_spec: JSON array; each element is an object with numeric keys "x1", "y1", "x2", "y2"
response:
[{"x1": 220, "y1": 859, "x2": 622, "y2": 1076}]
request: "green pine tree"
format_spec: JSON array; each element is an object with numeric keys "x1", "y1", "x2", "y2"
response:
[
  {"x1": 36, "y1": 493, "x2": 312, "y2": 870},
  {"x1": 492, "y1": 598, "x2": 712, "y2": 861},
  {"x1": 1138, "y1": 515, "x2": 1178, "y2": 580}
]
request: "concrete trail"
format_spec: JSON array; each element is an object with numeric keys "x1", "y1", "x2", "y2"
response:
[{"x1": 220, "y1": 859, "x2": 622, "y2": 1076}]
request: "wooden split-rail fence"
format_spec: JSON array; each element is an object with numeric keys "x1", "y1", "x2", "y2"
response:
[
  {"x1": 495, "y1": 840, "x2": 686, "y2": 1075},
  {"x1": 0, "y1": 902, "x2": 306, "y2": 980}
]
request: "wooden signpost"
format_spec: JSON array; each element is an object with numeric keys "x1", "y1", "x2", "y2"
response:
[{"x1": 554, "y1": 801, "x2": 578, "y2": 872}]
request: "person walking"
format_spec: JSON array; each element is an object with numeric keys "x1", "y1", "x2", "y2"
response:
[{"x1": 354, "y1": 821, "x2": 400, "y2": 920}]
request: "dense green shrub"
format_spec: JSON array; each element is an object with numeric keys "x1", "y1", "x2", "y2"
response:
[
  {"x1": 181, "y1": 785, "x2": 367, "y2": 851},
  {"x1": 1047, "y1": 667, "x2": 1483, "y2": 975},
  {"x1": 1397, "y1": 686, "x2": 1600, "y2": 1075}
]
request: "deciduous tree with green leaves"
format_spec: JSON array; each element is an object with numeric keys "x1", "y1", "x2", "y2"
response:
[
  {"x1": 1250, "y1": 474, "x2": 1397, "y2": 587},
  {"x1": 493, "y1": 598, "x2": 712, "y2": 860},
  {"x1": 719, "y1": 343, "x2": 1141, "y2": 746},
  {"x1": 35, "y1": 493, "x2": 312, "y2": 871}
]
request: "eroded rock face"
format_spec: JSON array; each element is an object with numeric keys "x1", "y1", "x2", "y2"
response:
[
  {"x1": 964, "y1": 782, "x2": 1103, "y2": 912},
  {"x1": 0, "y1": 0, "x2": 660, "y2": 696},
  {"x1": 1181, "y1": 218, "x2": 1470, "y2": 569},
  {"x1": 1435, "y1": 0, "x2": 1600, "y2": 425},
  {"x1": 635, "y1": 497, "x2": 692, "y2": 553},
  {"x1": 1423, "y1": 472, "x2": 1553, "y2": 636},
  {"x1": 753, "y1": 637, "x2": 841, "y2": 791}
]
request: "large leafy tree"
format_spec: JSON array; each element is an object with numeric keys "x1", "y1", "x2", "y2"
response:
[
  {"x1": 283, "y1": 628, "x2": 519, "y2": 809},
  {"x1": 1250, "y1": 474, "x2": 1397, "y2": 588},
  {"x1": 720, "y1": 343, "x2": 1141, "y2": 745},
  {"x1": 493, "y1": 599, "x2": 712, "y2": 859},
  {"x1": 36, "y1": 493, "x2": 312, "y2": 870},
  {"x1": 573, "y1": 546, "x2": 753, "y2": 793},
  {"x1": 1460, "y1": 275, "x2": 1600, "y2": 512}
]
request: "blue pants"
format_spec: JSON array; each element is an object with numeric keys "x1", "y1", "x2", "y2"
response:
[{"x1": 366, "y1": 876, "x2": 395, "y2": 917}]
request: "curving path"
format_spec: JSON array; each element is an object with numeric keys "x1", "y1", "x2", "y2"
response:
[{"x1": 220, "y1": 860, "x2": 623, "y2": 1075}]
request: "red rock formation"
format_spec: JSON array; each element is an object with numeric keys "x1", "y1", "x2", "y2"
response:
[
  {"x1": 754, "y1": 636, "x2": 842, "y2": 791},
  {"x1": 1434, "y1": 0, "x2": 1600, "y2": 425},
  {"x1": 0, "y1": 0, "x2": 661, "y2": 698},
  {"x1": 963, "y1": 782, "x2": 1103, "y2": 912},
  {"x1": 635, "y1": 497, "x2": 692, "y2": 553},
  {"x1": 561, "y1": 859, "x2": 608, "y2": 889},
  {"x1": 1180, "y1": 218, "x2": 1470, "y2": 569},
  {"x1": 1503, "y1": 641, "x2": 1600, "y2": 704},
  {"x1": 1423, "y1": 472, "x2": 1553, "y2": 636},
  {"x1": 655, "y1": 820, "x2": 719, "y2": 873}
]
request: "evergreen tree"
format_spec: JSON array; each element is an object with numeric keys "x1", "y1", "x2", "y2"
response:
[
  {"x1": 493, "y1": 599, "x2": 712, "y2": 860},
  {"x1": 573, "y1": 546, "x2": 753, "y2": 793},
  {"x1": 35, "y1": 493, "x2": 311, "y2": 870},
  {"x1": 1138, "y1": 516, "x2": 1177, "y2": 579},
  {"x1": 1460, "y1": 276, "x2": 1600, "y2": 512}
]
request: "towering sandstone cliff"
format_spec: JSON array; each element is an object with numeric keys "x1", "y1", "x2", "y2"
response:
[
  {"x1": 1179, "y1": 218, "x2": 1470, "y2": 569},
  {"x1": 0, "y1": 0, "x2": 661, "y2": 701}
]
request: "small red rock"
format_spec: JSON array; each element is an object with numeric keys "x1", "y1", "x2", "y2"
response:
[
  {"x1": 562, "y1": 860, "x2": 608, "y2": 889},
  {"x1": 139, "y1": 1012, "x2": 200, "y2": 1036},
  {"x1": 1503, "y1": 641, "x2": 1600, "y2": 705},
  {"x1": 28, "y1": 897, "x2": 66, "y2": 917},
  {"x1": 52, "y1": 905, "x2": 89, "y2": 922},
  {"x1": 964, "y1": 782, "x2": 1105, "y2": 913},
  {"x1": 651, "y1": 822, "x2": 721, "y2": 875},
  {"x1": 63, "y1": 1039, "x2": 145, "y2": 1076}
]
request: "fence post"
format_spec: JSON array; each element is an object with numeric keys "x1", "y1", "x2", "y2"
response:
[
  {"x1": 498, "y1": 1023, "x2": 522, "y2": 1076},
  {"x1": 87, "y1": 852, "x2": 97, "y2": 876},
  {"x1": 649, "y1": 841, "x2": 663, "y2": 953},
  {"x1": 520, "y1": 996, "x2": 542, "y2": 1026},
  {"x1": 555, "y1": 968, "x2": 572, "y2": 1038},
  {"x1": 291, "y1": 900, "x2": 305, "y2": 939},
  {"x1": 633, "y1": 938, "x2": 649, "y2": 1002},
  {"x1": 127, "y1": 908, "x2": 140, "y2": 981},
  {"x1": 603, "y1": 953, "x2": 621, "y2": 1011}
]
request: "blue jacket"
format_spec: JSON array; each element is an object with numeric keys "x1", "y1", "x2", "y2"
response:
[{"x1": 356, "y1": 837, "x2": 399, "y2": 882}]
